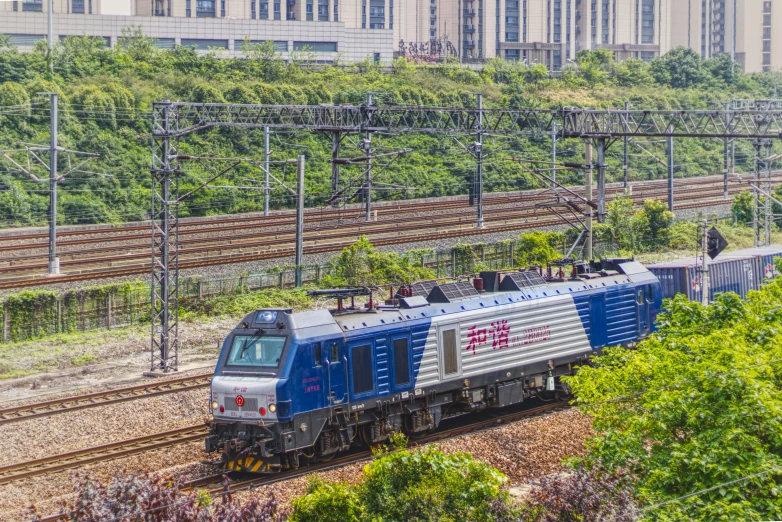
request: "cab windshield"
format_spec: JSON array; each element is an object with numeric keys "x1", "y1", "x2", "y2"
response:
[{"x1": 226, "y1": 335, "x2": 286, "y2": 367}]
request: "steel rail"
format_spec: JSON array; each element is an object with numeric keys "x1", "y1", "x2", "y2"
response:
[
  {"x1": 32, "y1": 401, "x2": 568, "y2": 522},
  {"x1": 0, "y1": 424, "x2": 208, "y2": 485},
  {"x1": 0, "y1": 182, "x2": 748, "y2": 274},
  {"x1": 0, "y1": 193, "x2": 749, "y2": 290},
  {"x1": 0, "y1": 373, "x2": 212, "y2": 425}
]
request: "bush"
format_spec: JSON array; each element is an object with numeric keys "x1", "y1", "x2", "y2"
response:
[
  {"x1": 290, "y1": 443, "x2": 507, "y2": 522},
  {"x1": 29, "y1": 473, "x2": 290, "y2": 522}
]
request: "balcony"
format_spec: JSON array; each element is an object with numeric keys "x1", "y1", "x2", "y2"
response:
[
  {"x1": 463, "y1": 8, "x2": 475, "y2": 16},
  {"x1": 464, "y1": 40, "x2": 475, "y2": 49},
  {"x1": 464, "y1": 24, "x2": 474, "y2": 33}
]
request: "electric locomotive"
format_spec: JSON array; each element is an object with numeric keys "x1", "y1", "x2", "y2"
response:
[{"x1": 205, "y1": 259, "x2": 662, "y2": 473}]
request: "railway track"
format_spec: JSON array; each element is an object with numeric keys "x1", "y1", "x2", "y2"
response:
[
  {"x1": 0, "y1": 424, "x2": 208, "y2": 486},
  {"x1": 0, "y1": 193, "x2": 744, "y2": 290},
  {"x1": 32, "y1": 401, "x2": 568, "y2": 522},
  {"x1": 0, "y1": 373, "x2": 212, "y2": 426},
  {"x1": 0, "y1": 174, "x2": 771, "y2": 290}
]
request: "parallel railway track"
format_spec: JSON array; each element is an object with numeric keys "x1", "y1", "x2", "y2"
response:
[
  {"x1": 0, "y1": 174, "x2": 773, "y2": 290},
  {"x1": 0, "y1": 373, "x2": 212, "y2": 426},
  {"x1": 31, "y1": 401, "x2": 568, "y2": 521},
  {"x1": 0, "y1": 425, "x2": 208, "y2": 486}
]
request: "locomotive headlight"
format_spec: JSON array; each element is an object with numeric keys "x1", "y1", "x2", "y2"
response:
[
  {"x1": 268, "y1": 403, "x2": 276, "y2": 413},
  {"x1": 211, "y1": 401, "x2": 219, "y2": 410}
]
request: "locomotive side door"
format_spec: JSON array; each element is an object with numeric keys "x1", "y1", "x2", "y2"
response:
[
  {"x1": 636, "y1": 286, "x2": 650, "y2": 336},
  {"x1": 325, "y1": 340, "x2": 346, "y2": 406}
]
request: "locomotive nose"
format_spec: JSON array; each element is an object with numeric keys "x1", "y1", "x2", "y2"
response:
[{"x1": 210, "y1": 377, "x2": 279, "y2": 421}]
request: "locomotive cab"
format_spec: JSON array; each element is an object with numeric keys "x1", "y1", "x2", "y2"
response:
[{"x1": 207, "y1": 308, "x2": 343, "y2": 473}]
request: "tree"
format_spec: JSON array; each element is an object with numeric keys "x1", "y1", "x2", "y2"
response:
[
  {"x1": 567, "y1": 279, "x2": 782, "y2": 521},
  {"x1": 650, "y1": 47, "x2": 707, "y2": 88},
  {"x1": 641, "y1": 199, "x2": 674, "y2": 247},
  {"x1": 614, "y1": 58, "x2": 653, "y2": 87},
  {"x1": 116, "y1": 26, "x2": 157, "y2": 62},
  {"x1": 321, "y1": 236, "x2": 435, "y2": 287},
  {"x1": 574, "y1": 49, "x2": 615, "y2": 86},
  {"x1": 732, "y1": 190, "x2": 754, "y2": 226}
]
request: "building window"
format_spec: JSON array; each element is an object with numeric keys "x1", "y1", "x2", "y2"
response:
[
  {"x1": 186, "y1": 0, "x2": 191, "y2": 16},
  {"x1": 764, "y1": 14, "x2": 772, "y2": 25},
  {"x1": 287, "y1": 0, "x2": 295, "y2": 19},
  {"x1": 389, "y1": 0, "x2": 393, "y2": 29},
  {"x1": 369, "y1": 0, "x2": 385, "y2": 28},
  {"x1": 318, "y1": 0, "x2": 328, "y2": 20},
  {"x1": 22, "y1": 0, "x2": 43, "y2": 12},
  {"x1": 333, "y1": 0, "x2": 338, "y2": 20},
  {"x1": 196, "y1": 0, "x2": 215, "y2": 16},
  {"x1": 181, "y1": 38, "x2": 228, "y2": 49},
  {"x1": 294, "y1": 41, "x2": 337, "y2": 51},
  {"x1": 221, "y1": 0, "x2": 225, "y2": 16},
  {"x1": 362, "y1": 0, "x2": 367, "y2": 28},
  {"x1": 764, "y1": 0, "x2": 772, "y2": 13},
  {"x1": 505, "y1": 48, "x2": 520, "y2": 60},
  {"x1": 554, "y1": 0, "x2": 561, "y2": 43},
  {"x1": 641, "y1": 0, "x2": 654, "y2": 44},
  {"x1": 306, "y1": 0, "x2": 313, "y2": 20},
  {"x1": 601, "y1": 0, "x2": 609, "y2": 43},
  {"x1": 274, "y1": 1, "x2": 280, "y2": 19},
  {"x1": 251, "y1": 0, "x2": 256, "y2": 17},
  {"x1": 506, "y1": 32, "x2": 519, "y2": 42},
  {"x1": 72, "y1": 0, "x2": 84, "y2": 13}
]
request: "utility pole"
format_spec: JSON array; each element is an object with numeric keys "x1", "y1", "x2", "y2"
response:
[
  {"x1": 667, "y1": 127, "x2": 674, "y2": 212},
  {"x1": 295, "y1": 155, "x2": 305, "y2": 287},
  {"x1": 701, "y1": 220, "x2": 709, "y2": 306},
  {"x1": 623, "y1": 101, "x2": 629, "y2": 190},
  {"x1": 263, "y1": 126, "x2": 270, "y2": 216},
  {"x1": 364, "y1": 92, "x2": 373, "y2": 222},
  {"x1": 47, "y1": 0, "x2": 54, "y2": 71},
  {"x1": 475, "y1": 92, "x2": 484, "y2": 228},
  {"x1": 585, "y1": 137, "x2": 593, "y2": 261},
  {"x1": 723, "y1": 102, "x2": 730, "y2": 199},
  {"x1": 551, "y1": 120, "x2": 557, "y2": 188},
  {"x1": 753, "y1": 141, "x2": 760, "y2": 247},
  {"x1": 331, "y1": 132, "x2": 340, "y2": 208},
  {"x1": 48, "y1": 93, "x2": 58, "y2": 275},
  {"x1": 596, "y1": 137, "x2": 606, "y2": 223}
]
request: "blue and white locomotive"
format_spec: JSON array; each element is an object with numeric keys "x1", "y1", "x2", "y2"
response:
[{"x1": 206, "y1": 259, "x2": 662, "y2": 473}]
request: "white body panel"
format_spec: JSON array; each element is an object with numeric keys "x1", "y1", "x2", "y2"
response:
[{"x1": 416, "y1": 294, "x2": 590, "y2": 388}]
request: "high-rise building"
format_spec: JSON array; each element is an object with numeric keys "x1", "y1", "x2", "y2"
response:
[{"x1": 0, "y1": 0, "x2": 777, "y2": 72}]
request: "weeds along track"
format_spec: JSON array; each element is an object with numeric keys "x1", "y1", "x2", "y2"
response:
[
  {"x1": 0, "y1": 373, "x2": 212, "y2": 426},
  {"x1": 0, "y1": 175, "x2": 764, "y2": 290}
]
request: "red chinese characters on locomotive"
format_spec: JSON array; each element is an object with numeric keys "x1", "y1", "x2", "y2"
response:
[
  {"x1": 490, "y1": 320, "x2": 510, "y2": 350},
  {"x1": 466, "y1": 325, "x2": 487, "y2": 354}
]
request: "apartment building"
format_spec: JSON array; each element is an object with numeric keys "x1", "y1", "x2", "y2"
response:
[
  {"x1": 0, "y1": 0, "x2": 393, "y2": 63},
  {"x1": 0, "y1": 0, "x2": 778, "y2": 71}
]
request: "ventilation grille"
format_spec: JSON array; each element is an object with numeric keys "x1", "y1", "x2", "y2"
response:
[
  {"x1": 426, "y1": 281, "x2": 480, "y2": 303},
  {"x1": 499, "y1": 271, "x2": 547, "y2": 292},
  {"x1": 411, "y1": 281, "x2": 438, "y2": 297}
]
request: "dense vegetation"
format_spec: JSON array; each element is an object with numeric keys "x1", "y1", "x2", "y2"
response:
[
  {"x1": 0, "y1": 34, "x2": 779, "y2": 227},
  {"x1": 568, "y1": 262, "x2": 782, "y2": 520}
]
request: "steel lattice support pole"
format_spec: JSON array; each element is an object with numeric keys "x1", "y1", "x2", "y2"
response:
[
  {"x1": 584, "y1": 137, "x2": 593, "y2": 260},
  {"x1": 551, "y1": 120, "x2": 557, "y2": 188},
  {"x1": 150, "y1": 103, "x2": 179, "y2": 373},
  {"x1": 263, "y1": 126, "x2": 270, "y2": 216},
  {"x1": 752, "y1": 140, "x2": 761, "y2": 247},
  {"x1": 596, "y1": 137, "x2": 606, "y2": 224},
  {"x1": 476, "y1": 93, "x2": 484, "y2": 228},
  {"x1": 364, "y1": 93, "x2": 373, "y2": 222},
  {"x1": 667, "y1": 131, "x2": 674, "y2": 212},
  {"x1": 331, "y1": 132, "x2": 340, "y2": 208},
  {"x1": 48, "y1": 93, "x2": 59, "y2": 275},
  {"x1": 764, "y1": 140, "x2": 773, "y2": 247},
  {"x1": 724, "y1": 102, "x2": 730, "y2": 199},
  {"x1": 295, "y1": 155, "x2": 305, "y2": 287}
]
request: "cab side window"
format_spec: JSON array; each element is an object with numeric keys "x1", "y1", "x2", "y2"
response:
[
  {"x1": 313, "y1": 343, "x2": 322, "y2": 367},
  {"x1": 636, "y1": 287, "x2": 645, "y2": 305},
  {"x1": 646, "y1": 285, "x2": 654, "y2": 303},
  {"x1": 330, "y1": 343, "x2": 339, "y2": 362}
]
